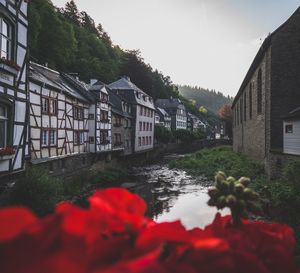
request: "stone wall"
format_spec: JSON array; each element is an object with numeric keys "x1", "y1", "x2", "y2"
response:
[
  {"x1": 232, "y1": 48, "x2": 271, "y2": 162},
  {"x1": 266, "y1": 151, "x2": 300, "y2": 179}
]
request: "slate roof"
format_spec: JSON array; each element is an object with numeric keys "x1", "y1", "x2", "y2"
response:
[
  {"x1": 283, "y1": 106, "x2": 300, "y2": 120},
  {"x1": 155, "y1": 98, "x2": 185, "y2": 110},
  {"x1": 232, "y1": 6, "x2": 300, "y2": 107},
  {"x1": 108, "y1": 77, "x2": 155, "y2": 110},
  {"x1": 29, "y1": 62, "x2": 89, "y2": 103},
  {"x1": 108, "y1": 89, "x2": 132, "y2": 118},
  {"x1": 156, "y1": 107, "x2": 170, "y2": 118}
]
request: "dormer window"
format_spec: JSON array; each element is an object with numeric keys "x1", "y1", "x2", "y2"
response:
[{"x1": 0, "y1": 17, "x2": 12, "y2": 60}]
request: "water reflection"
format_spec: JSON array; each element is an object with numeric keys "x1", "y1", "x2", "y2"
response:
[{"x1": 123, "y1": 161, "x2": 229, "y2": 230}]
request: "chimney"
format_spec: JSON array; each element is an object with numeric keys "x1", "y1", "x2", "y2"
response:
[{"x1": 90, "y1": 79, "x2": 97, "y2": 85}]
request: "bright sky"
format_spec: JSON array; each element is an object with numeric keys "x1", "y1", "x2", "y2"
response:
[{"x1": 51, "y1": 0, "x2": 299, "y2": 97}]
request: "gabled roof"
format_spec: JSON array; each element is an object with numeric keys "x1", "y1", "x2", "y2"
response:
[
  {"x1": 107, "y1": 89, "x2": 132, "y2": 118},
  {"x1": 108, "y1": 76, "x2": 155, "y2": 109},
  {"x1": 155, "y1": 98, "x2": 185, "y2": 110},
  {"x1": 89, "y1": 80, "x2": 107, "y2": 92},
  {"x1": 29, "y1": 62, "x2": 89, "y2": 103},
  {"x1": 156, "y1": 107, "x2": 170, "y2": 117},
  {"x1": 232, "y1": 6, "x2": 300, "y2": 107},
  {"x1": 60, "y1": 73, "x2": 95, "y2": 102}
]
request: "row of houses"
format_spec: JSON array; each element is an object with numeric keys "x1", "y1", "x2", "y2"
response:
[
  {"x1": 0, "y1": 0, "x2": 208, "y2": 180},
  {"x1": 232, "y1": 6, "x2": 300, "y2": 177},
  {"x1": 155, "y1": 98, "x2": 207, "y2": 132}
]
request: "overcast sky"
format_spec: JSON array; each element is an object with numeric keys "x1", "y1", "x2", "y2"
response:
[{"x1": 51, "y1": 0, "x2": 299, "y2": 96}]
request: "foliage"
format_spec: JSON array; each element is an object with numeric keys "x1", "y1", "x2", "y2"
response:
[
  {"x1": 178, "y1": 85, "x2": 233, "y2": 114},
  {"x1": 173, "y1": 129, "x2": 205, "y2": 143},
  {"x1": 218, "y1": 104, "x2": 233, "y2": 138},
  {"x1": 89, "y1": 168, "x2": 129, "y2": 185},
  {"x1": 218, "y1": 104, "x2": 232, "y2": 123},
  {"x1": 154, "y1": 125, "x2": 174, "y2": 144},
  {"x1": 208, "y1": 172, "x2": 262, "y2": 226},
  {"x1": 198, "y1": 106, "x2": 208, "y2": 114},
  {"x1": 9, "y1": 167, "x2": 64, "y2": 216},
  {"x1": 0, "y1": 188, "x2": 298, "y2": 273},
  {"x1": 170, "y1": 146, "x2": 265, "y2": 182},
  {"x1": 170, "y1": 146, "x2": 300, "y2": 258},
  {"x1": 28, "y1": 0, "x2": 180, "y2": 101}
]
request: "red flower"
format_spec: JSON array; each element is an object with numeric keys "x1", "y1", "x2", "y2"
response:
[
  {"x1": 0, "y1": 188, "x2": 298, "y2": 273},
  {"x1": 0, "y1": 207, "x2": 37, "y2": 241}
]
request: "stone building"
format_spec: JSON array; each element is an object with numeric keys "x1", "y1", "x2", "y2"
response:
[
  {"x1": 108, "y1": 88, "x2": 133, "y2": 155},
  {"x1": 0, "y1": 0, "x2": 28, "y2": 178},
  {"x1": 108, "y1": 76, "x2": 155, "y2": 153},
  {"x1": 232, "y1": 7, "x2": 300, "y2": 172},
  {"x1": 155, "y1": 98, "x2": 187, "y2": 131}
]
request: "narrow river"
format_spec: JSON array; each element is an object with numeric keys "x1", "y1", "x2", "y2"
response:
[{"x1": 119, "y1": 154, "x2": 229, "y2": 229}]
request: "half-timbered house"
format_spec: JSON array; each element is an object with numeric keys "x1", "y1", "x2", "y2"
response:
[
  {"x1": 28, "y1": 63, "x2": 90, "y2": 164},
  {"x1": 87, "y1": 80, "x2": 112, "y2": 153},
  {"x1": 0, "y1": 0, "x2": 28, "y2": 177}
]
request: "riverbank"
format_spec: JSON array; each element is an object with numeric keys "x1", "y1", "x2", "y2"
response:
[{"x1": 169, "y1": 145, "x2": 300, "y2": 261}]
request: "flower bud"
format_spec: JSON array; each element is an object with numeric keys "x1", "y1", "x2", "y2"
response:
[
  {"x1": 215, "y1": 171, "x2": 226, "y2": 185},
  {"x1": 217, "y1": 196, "x2": 227, "y2": 209},
  {"x1": 243, "y1": 188, "x2": 259, "y2": 200},
  {"x1": 239, "y1": 177, "x2": 251, "y2": 187},
  {"x1": 208, "y1": 187, "x2": 219, "y2": 198},
  {"x1": 234, "y1": 183, "x2": 245, "y2": 195},
  {"x1": 226, "y1": 176, "x2": 236, "y2": 183},
  {"x1": 226, "y1": 195, "x2": 237, "y2": 206}
]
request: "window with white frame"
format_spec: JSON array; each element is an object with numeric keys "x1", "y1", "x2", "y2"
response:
[
  {"x1": 0, "y1": 104, "x2": 8, "y2": 148},
  {"x1": 42, "y1": 97, "x2": 49, "y2": 113},
  {"x1": 49, "y1": 130, "x2": 56, "y2": 145},
  {"x1": 0, "y1": 17, "x2": 12, "y2": 59},
  {"x1": 42, "y1": 97, "x2": 57, "y2": 115},
  {"x1": 41, "y1": 129, "x2": 56, "y2": 147}
]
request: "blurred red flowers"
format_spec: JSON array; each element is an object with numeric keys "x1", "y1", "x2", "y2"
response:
[{"x1": 0, "y1": 188, "x2": 298, "y2": 273}]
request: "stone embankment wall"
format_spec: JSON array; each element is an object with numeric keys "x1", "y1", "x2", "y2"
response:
[{"x1": 0, "y1": 139, "x2": 232, "y2": 187}]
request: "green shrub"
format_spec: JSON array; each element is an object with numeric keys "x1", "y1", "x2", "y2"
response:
[
  {"x1": 154, "y1": 125, "x2": 174, "y2": 144},
  {"x1": 9, "y1": 167, "x2": 65, "y2": 216}
]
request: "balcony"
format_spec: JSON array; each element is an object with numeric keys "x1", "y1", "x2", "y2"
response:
[
  {"x1": 100, "y1": 119, "x2": 110, "y2": 123},
  {"x1": 100, "y1": 140, "x2": 110, "y2": 145}
]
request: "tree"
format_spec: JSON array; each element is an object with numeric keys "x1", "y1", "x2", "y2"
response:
[
  {"x1": 218, "y1": 104, "x2": 232, "y2": 123},
  {"x1": 199, "y1": 106, "x2": 208, "y2": 114},
  {"x1": 63, "y1": 0, "x2": 80, "y2": 26},
  {"x1": 189, "y1": 99, "x2": 196, "y2": 107},
  {"x1": 218, "y1": 104, "x2": 233, "y2": 138},
  {"x1": 80, "y1": 11, "x2": 97, "y2": 34}
]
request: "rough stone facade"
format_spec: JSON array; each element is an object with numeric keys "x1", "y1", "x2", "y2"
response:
[
  {"x1": 233, "y1": 48, "x2": 271, "y2": 162},
  {"x1": 232, "y1": 7, "x2": 300, "y2": 175}
]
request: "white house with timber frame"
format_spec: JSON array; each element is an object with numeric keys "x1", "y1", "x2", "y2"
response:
[
  {"x1": 61, "y1": 76, "x2": 112, "y2": 154},
  {"x1": 0, "y1": 0, "x2": 28, "y2": 177},
  {"x1": 28, "y1": 63, "x2": 90, "y2": 163}
]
